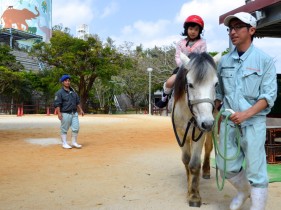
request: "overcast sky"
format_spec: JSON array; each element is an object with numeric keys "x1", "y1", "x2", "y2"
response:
[{"x1": 53, "y1": 0, "x2": 281, "y2": 73}]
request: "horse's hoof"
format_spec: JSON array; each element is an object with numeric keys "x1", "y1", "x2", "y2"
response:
[
  {"x1": 189, "y1": 201, "x2": 201, "y2": 207},
  {"x1": 202, "y1": 174, "x2": 210, "y2": 179}
]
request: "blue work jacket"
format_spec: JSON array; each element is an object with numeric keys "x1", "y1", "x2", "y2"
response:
[{"x1": 216, "y1": 44, "x2": 277, "y2": 126}]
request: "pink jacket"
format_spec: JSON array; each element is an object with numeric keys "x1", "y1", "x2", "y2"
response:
[{"x1": 175, "y1": 38, "x2": 207, "y2": 67}]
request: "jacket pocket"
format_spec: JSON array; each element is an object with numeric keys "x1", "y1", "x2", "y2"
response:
[
  {"x1": 220, "y1": 68, "x2": 235, "y2": 94},
  {"x1": 242, "y1": 69, "x2": 262, "y2": 99}
]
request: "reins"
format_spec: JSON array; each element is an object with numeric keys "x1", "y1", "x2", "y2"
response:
[{"x1": 172, "y1": 104, "x2": 203, "y2": 147}]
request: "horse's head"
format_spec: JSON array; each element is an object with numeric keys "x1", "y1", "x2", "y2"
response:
[{"x1": 174, "y1": 52, "x2": 220, "y2": 131}]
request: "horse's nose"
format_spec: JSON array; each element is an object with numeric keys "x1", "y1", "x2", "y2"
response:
[{"x1": 201, "y1": 121, "x2": 214, "y2": 131}]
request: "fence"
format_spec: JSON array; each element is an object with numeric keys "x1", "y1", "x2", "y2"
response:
[
  {"x1": 0, "y1": 103, "x2": 160, "y2": 116},
  {"x1": 0, "y1": 103, "x2": 55, "y2": 115}
]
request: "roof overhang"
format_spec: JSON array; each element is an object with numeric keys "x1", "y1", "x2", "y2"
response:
[
  {"x1": 0, "y1": 28, "x2": 43, "y2": 41},
  {"x1": 219, "y1": 0, "x2": 281, "y2": 38}
]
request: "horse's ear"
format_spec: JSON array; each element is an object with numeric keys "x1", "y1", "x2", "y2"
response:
[
  {"x1": 180, "y1": 52, "x2": 190, "y2": 68},
  {"x1": 213, "y1": 52, "x2": 222, "y2": 64}
]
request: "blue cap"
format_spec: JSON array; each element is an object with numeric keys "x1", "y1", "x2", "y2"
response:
[{"x1": 60, "y1": 74, "x2": 71, "y2": 82}]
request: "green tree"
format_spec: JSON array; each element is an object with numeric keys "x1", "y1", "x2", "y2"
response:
[
  {"x1": 0, "y1": 66, "x2": 33, "y2": 104},
  {"x1": 112, "y1": 43, "x2": 177, "y2": 109},
  {"x1": 31, "y1": 30, "x2": 124, "y2": 110},
  {"x1": 0, "y1": 45, "x2": 33, "y2": 107},
  {"x1": 24, "y1": 69, "x2": 59, "y2": 105},
  {"x1": 0, "y1": 45, "x2": 24, "y2": 71},
  {"x1": 115, "y1": 42, "x2": 148, "y2": 108}
]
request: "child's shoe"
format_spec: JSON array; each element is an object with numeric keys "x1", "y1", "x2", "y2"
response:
[{"x1": 155, "y1": 93, "x2": 168, "y2": 108}]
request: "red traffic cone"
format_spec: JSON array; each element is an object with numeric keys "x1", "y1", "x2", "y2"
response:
[{"x1": 17, "y1": 107, "x2": 21, "y2": 117}]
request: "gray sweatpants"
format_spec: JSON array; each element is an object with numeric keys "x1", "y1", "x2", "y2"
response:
[{"x1": 60, "y1": 112, "x2": 79, "y2": 135}]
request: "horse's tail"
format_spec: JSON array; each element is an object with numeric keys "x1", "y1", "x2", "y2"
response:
[{"x1": 174, "y1": 66, "x2": 187, "y2": 103}]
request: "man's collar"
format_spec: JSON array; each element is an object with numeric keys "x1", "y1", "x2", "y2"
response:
[
  {"x1": 62, "y1": 87, "x2": 72, "y2": 92},
  {"x1": 232, "y1": 44, "x2": 254, "y2": 61}
]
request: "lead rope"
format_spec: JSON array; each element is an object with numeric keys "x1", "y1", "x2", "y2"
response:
[{"x1": 212, "y1": 109, "x2": 242, "y2": 191}]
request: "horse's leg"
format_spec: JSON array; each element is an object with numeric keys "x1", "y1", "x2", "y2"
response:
[
  {"x1": 202, "y1": 132, "x2": 213, "y2": 179},
  {"x1": 187, "y1": 137, "x2": 205, "y2": 207},
  {"x1": 181, "y1": 144, "x2": 191, "y2": 194}
]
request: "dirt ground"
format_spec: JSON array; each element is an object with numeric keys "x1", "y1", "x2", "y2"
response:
[{"x1": 0, "y1": 114, "x2": 280, "y2": 210}]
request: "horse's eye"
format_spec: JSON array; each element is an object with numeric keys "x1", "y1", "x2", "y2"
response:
[
  {"x1": 188, "y1": 83, "x2": 194, "y2": 88},
  {"x1": 215, "y1": 82, "x2": 219, "y2": 87}
]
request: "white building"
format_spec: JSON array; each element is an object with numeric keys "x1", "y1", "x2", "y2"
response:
[{"x1": 76, "y1": 24, "x2": 89, "y2": 40}]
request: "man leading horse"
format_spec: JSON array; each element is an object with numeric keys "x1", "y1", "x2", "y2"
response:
[{"x1": 215, "y1": 12, "x2": 277, "y2": 210}]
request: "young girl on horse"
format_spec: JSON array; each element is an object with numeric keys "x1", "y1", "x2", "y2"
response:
[{"x1": 156, "y1": 15, "x2": 207, "y2": 108}]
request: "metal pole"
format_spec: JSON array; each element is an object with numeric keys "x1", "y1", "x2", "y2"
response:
[
  {"x1": 9, "y1": 28, "x2": 13, "y2": 48},
  {"x1": 149, "y1": 71, "x2": 151, "y2": 115},
  {"x1": 147, "y1": 68, "x2": 153, "y2": 115}
]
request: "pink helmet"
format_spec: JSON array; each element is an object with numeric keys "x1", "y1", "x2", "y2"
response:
[{"x1": 184, "y1": 15, "x2": 204, "y2": 29}]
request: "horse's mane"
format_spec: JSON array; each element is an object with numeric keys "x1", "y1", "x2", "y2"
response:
[{"x1": 174, "y1": 52, "x2": 217, "y2": 102}]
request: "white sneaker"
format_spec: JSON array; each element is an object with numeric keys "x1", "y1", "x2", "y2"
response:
[
  {"x1": 72, "y1": 142, "x2": 82, "y2": 148},
  {"x1": 62, "y1": 143, "x2": 72, "y2": 149}
]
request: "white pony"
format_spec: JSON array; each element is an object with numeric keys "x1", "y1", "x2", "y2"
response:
[{"x1": 172, "y1": 52, "x2": 221, "y2": 207}]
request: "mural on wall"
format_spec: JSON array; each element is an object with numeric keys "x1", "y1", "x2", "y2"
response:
[{"x1": 0, "y1": 0, "x2": 52, "y2": 43}]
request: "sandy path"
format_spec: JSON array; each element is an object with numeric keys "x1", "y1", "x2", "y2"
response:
[{"x1": 0, "y1": 114, "x2": 280, "y2": 210}]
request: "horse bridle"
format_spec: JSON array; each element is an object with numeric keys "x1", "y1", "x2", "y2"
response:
[{"x1": 172, "y1": 79, "x2": 215, "y2": 147}]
